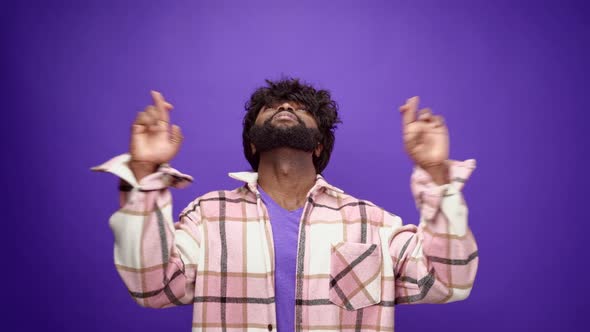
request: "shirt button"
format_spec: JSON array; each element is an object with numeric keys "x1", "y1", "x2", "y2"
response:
[{"x1": 267, "y1": 324, "x2": 273, "y2": 331}]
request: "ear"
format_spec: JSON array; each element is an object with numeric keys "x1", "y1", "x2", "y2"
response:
[
  {"x1": 250, "y1": 143, "x2": 256, "y2": 155},
  {"x1": 314, "y1": 143, "x2": 323, "y2": 158}
]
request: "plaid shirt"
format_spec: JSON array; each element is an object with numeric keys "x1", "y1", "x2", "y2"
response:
[{"x1": 92, "y1": 154, "x2": 478, "y2": 332}]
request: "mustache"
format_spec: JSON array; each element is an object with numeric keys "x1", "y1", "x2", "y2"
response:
[{"x1": 266, "y1": 109, "x2": 305, "y2": 126}]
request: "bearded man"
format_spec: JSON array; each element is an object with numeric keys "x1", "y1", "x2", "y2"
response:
[{"x1": 93, "y1": 78, "x2": 478, "y2": 332}]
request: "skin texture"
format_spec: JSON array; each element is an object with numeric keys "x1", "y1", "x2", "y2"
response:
[
  {"x1": 128, "y1": 91, "x2": 451, "y2": 210},
  {"x1": 129, "y1": 91, "x2": 182, "y2": 181},
  {"x1": 399, "y1": 96, "x2": 450, "y2": 185},
  {"x1": 251, "y1": 102, "x2": 323, "y2": 211}
]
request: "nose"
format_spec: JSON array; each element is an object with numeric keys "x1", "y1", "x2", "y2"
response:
[{"x1": 277, "y1": 102, "x2": 295, "y2": 112}]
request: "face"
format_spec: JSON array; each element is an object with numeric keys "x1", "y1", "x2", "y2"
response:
[
  {"x1": 249, "y1": 101, "x2": 323, "y2": 157},
  {"x1": 254, "y1": 101, "x2": 318, "y2": 128}
]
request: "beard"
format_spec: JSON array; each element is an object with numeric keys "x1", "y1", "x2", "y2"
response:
[{"x1": 249, "y1": 114, "x2": 321, "y2": 154}]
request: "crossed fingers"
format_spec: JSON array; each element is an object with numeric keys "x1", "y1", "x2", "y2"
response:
[
  {"x1": 399, "y1": 96, "x2": 445, "y2": 132},
  {"x1": 133, "y1": 91, "x2": 174, "y2": 133}
]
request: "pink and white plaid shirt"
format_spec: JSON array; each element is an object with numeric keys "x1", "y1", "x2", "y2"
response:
[{"x1": 92, "y1": 154, "x2": 478, "y2": 332}]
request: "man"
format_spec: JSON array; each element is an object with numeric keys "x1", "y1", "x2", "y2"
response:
[{"x1": 92, "y1": 78, "x2": 478, "y2": 331}]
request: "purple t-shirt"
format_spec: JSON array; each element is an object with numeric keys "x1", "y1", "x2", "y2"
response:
[{"x1": 258, "y1": 186, "x2": 303, "y2": 332}]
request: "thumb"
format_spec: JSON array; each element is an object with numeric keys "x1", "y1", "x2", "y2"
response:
[{"x1": 132, "y1": 124, "x2": 146, "y2": 135}]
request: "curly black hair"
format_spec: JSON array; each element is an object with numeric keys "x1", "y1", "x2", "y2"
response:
[{"x1": 242, "y1": 78, "x2": 342, "y2": 174}]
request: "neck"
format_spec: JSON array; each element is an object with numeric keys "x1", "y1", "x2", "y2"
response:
[{"x1": 257, "y1": 148, "x2": 317, "y2": 211}]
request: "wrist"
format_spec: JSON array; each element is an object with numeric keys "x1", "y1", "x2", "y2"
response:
[
  {"x1": 421, "y1": 162, "x2": 450, "y2": 185},
  {"x1": 128, "y1": 160, "x2": 159, "y2": 182}
]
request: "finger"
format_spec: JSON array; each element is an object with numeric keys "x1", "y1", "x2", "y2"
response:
[
  {"x1": 150, "y1": 90, "x2": 170, "y2": 111},
  {"x1": 432, "y1": 115, "x2": 445, "y2": 127},
  {"x1": 399, "y1": 96, "x2": 419, "y2": 129},
  {"x1": 149, "y1": 110, "x2": 168, "y2": 130},
  {"x1": 143, "y1": 105, "x2": 169, "y2": 132},
  {"x1": 134, "y1": 111, "x2": 157, "y2": 126},
  {"x1": 136, "y1": 111, "x2": 164, "y2": 134},
  {"x1": 132, "y1": 112, "x2": 153, "y2": 135},
  {"x1": 131, "y1": 123, "x2": 147, "y2": 135},
  {"x1": 169, "y1": 125, "x2": 183, "y2": 144},
  {"x1": 150, "y1": 90, "x2": 173, "y2": 123},
  {"x1": 145, "y1": 105, "x2": 159, "y2": 122},
  {"x1": 417, "y1": 108, "x2": 433, "y2": 122}
]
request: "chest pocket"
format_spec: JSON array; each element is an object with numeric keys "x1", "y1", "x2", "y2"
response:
[{"x1": 328, "y1": 242, "x2": 382, "y2": 310}]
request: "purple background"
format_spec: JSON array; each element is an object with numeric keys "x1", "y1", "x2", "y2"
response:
[{"x1": 4, "y1": 0, "x2": 588, "y2": 331}]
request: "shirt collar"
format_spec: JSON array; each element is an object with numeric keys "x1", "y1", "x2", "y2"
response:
[{"x1": 228, "y1": 171, "x2": 344, "y2": 197}]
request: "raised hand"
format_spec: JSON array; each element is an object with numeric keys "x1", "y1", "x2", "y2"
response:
[
  {"x1": 399, "y1": 96, "x2": 450, "y2": 184},
  {"x1": 129, "y1": 91, "x2": 183, "y2": 180}
]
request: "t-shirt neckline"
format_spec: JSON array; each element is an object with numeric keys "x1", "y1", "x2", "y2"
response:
[{"x1": 258, "y1": 185, "x2": 305, "y2": 214}]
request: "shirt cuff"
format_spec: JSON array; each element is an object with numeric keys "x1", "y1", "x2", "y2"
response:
[
  {"x1": 90, "y1": 153, "x2": 193, "y2": 190},
  {"x1": 410, "y1": 159, "x2": 476, "y2": 220}
]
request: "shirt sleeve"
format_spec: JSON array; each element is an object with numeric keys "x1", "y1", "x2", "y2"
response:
[
  {"x1": 91, "y1": 154, "x2": 202, "y2": 308},
  {"x1": 389, "y1": 159, "x2": 478, "y2": 305}
]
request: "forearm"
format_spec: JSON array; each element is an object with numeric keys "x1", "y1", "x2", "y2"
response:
[
  {"x1": 419, "y1": 191, "x2": 479, "y2": 303},
  {"x1": 110, "y1": 188, "x2": 193, "y2": 308},
  {"x1": 391, "y1": 198, "x2": 478, "y2": 304},
  {"x1": 92, "y1": 153, "x2": 196, "y2": 308},
  {"x1": 392, "y1": 158, "x2": 478, "y2": 304}
]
